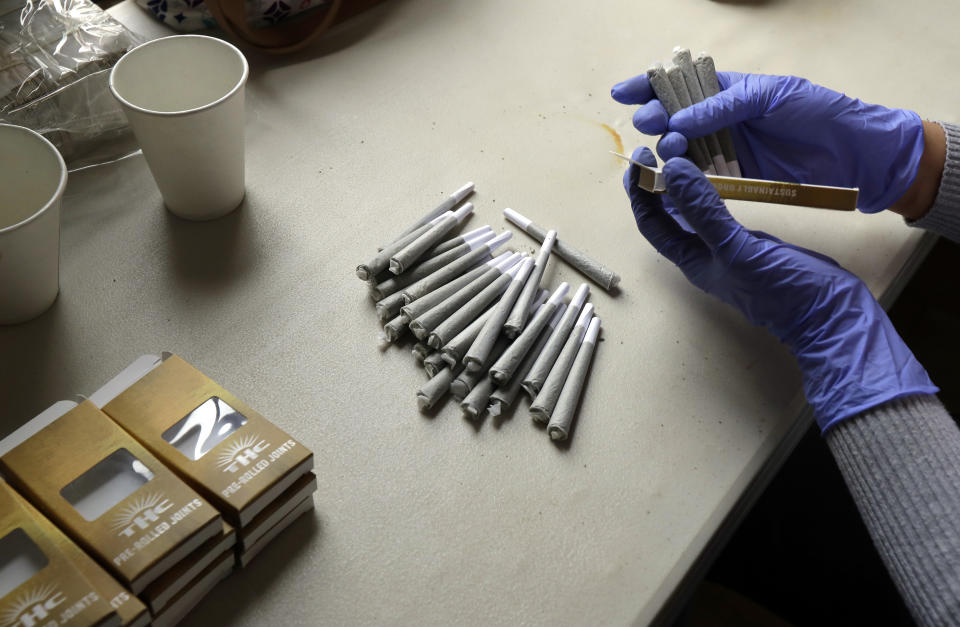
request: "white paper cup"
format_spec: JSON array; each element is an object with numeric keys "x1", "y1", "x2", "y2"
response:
[
  {"x1": 0, "y1": 124, "x2": 67, "y2": 325},
  {"x1": 110, "y1": 35, "x2": 249, "y2": 221}
]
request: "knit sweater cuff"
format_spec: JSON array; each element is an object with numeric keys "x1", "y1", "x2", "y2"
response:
[
  {"x1": 907, "y1": 121, "x2": 960, "y2": 242},
  {"x1": 826, "y1": 394, "x2": 960, "y2": 626}
]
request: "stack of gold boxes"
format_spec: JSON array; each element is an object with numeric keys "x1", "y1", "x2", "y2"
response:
[
  {"x1": 0, "y1": 354, "x2": 315, "y2": 626},
  {"x1": 0, "y1": 478, "x2": 148, "y2": 627}
]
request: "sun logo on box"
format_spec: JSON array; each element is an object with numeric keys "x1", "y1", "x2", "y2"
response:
[
  {"x1": 111, "y1": 492, "x2": 173, "y2": 538},
  {"x1": 0, "y1": 583, "x2": 66, "y2": 627},
  {"x1": 216, "y1": 433, "x2": 269, "y2": 474}
]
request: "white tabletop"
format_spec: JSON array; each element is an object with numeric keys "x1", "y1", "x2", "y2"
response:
[{"x1": 1, "y1": 0, "x2": 958, "y2": 624}]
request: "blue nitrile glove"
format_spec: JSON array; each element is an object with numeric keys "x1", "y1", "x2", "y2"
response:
[
  {"x1": 623, "y1": 146, "x2": 937, "y2": 432},
  {"x1": 611, "y1": 72, "x2": 925, "y2": 213}
]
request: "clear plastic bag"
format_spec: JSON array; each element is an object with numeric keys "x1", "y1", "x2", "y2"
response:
[{"x1": 0, "y1": 0, "x2": 142, "y2": 170}]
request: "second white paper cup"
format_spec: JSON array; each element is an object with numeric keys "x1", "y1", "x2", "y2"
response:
[
  {"x1": 110, "y1": 35, "x2": 249, "y2": 221},
  {"x1": 0, "y1": 124, "x2": 67, "y2": 325}
]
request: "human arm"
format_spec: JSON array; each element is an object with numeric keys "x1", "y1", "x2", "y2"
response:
[
  {"x1": 826, "y1": 395, "x2": 960, "y2": 626},
  {"x1": 622, "y1": 148, "x2": 960, "y2": 625},
  {"x1": 890, "y1": 120, "x2": 944, "y2": 220},
  {"x1": 905, "y1": 122, "x2": 960, "y2": 241}
]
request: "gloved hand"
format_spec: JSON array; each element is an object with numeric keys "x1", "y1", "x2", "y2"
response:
[
  {"x1": 612, "y1": 72, "x2": 926, "y2": 213},
  {"x1": 624, "y1": 146, "x2": 937, "y2": 432}
]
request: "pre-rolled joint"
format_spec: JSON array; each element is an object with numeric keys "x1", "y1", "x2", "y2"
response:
[
  {"x1": 548, "y1": 425, "x2": 568, "y2": 440},
  {"x1": 548, "y1": 302, "x2": 567, "y2": 327},
  {"x1": 417, "y1": 363, "x2": 463, "y2": 411},
  {"x1": 503, "y1": 208, "x2": 533, "y2": 231},
  {"x1": 452, "y1": 181, "x2": 475, "y2": 202},
  {"x1": 503, "y1": 228, "x2": 557, "y2": 338},
  {"x1": 453, "y1": 201, "x2": 474, "y2": 222},
  {"x1": 491, "y1": 301, "x2": 566, "y2": 412},
  {"x1": 401, "y1": 241, "x2": 498, "y2": 303},
  {"x1": 462, "y1": 256, "x2": 534, "y2": 371},
  {"x1": 666, "y1": 64, "x2": 713, "y2": 172},
  {"x1": 530, "y1": 406, "x2": 550, "y2": 424},
  {"x1": 376, "y1": 292, "x2": 405, "y2": 321},
  {"x1": 449, "y1": 379, "x2": 469, "y2": 401},
  {"x1": 504, "y1": 256, "x2": 530, "y2": 279},
  {"x1": 383, "y1": 314, "x2": 409, "y2": 342},
  {"x1": 507, "y1": 215, "x2": 618, "y2": 292},
  {"x1": 583, "y1": 316, "x2": 601, "y2": 344},
  {"x1": 390, "y1": 210, "x2": 463, "y2": 275},
  {"x1": 693, "y1": 53, "x2": 721, "y2": 96},
  {"x1": 409, "y1": 319, "x2": 429, "y2": 340},
  {"x1": 570, "y1": 283, "x2": 590, "y2": 310},
  {"x1": 522, "y1": 294, "x2": 585, "y2": 399},
  {"x1": 495, "y1": 252, "x2": 523, "y2": 272},
  {"x1": 416, "y1": 395, "x2": 432, "y2": 412},
  {"x1": 646, "y1": 62, "x2": 681, "y2": 116},
  {"x1": 520, "y1": 380, "x2": 539, "y2": 400},
  {"x1": 547, "y1": 282, "x2": 570, "y2": 306},
  {"x1": 693, "y1": 52, "x2": 741, "y2": 176},
  {"x1": 530, "y1": 288, "x2": 549, "y2": 309},
  {"x1": 489, "y1": 251, "x2": 515, "y2": 268},
  {"x1": 528, "y1": 307, "x2": 593, "y2": 423},
  {"x1": 489, "y1": 369, "x2": 508, "y2": 386},
  {"x1": 712, "y1": 155, "x2": 730, "y2": 176},
  {"x1": 461, "y1": 377, "x2": 495, "y2": 420},
  {"x1": 412, "y1": 342, "x2": 431, "y2": 362},
  {"x1": 486, "y1": 231, "x2": 512, "y2": 252},
  {"x1": 676, "y1": 49, "x2": 730, "y2": 178},
  {"x1": 672, "y1": 46, "x2": 691, "y2": 61},
  {"x1": 574, "y1": 303, "x2": 595, "y2": 330},
  {"x1": 464, "y1": 230, "x2": 495, "y2": 249},
  {"x1": 424, "y1": 352, "x2": 447, "y2": 378},
  {"x1": 545, "y1": 316, "x2": 601, "y2": 442},
  {"x1": 458, "y1": 224, "x2": 491, "y2": 240},
  {"x1": 540, "y1": 229, "x2": 558, "y2": 253}
]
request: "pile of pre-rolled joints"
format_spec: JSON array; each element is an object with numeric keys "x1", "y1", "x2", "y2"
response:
[
  {"x1": 647, "y1": 48, "x2": 741, "y2": 177},
  {"x1": 357, "y1": 182, "x2": 609, "y2": 442}
]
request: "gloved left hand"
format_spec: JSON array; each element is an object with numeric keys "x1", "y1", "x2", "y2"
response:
[
  {"x1": 624, "y1": 146, "x2": 937, "y2": 432},
  {"x1": 612, "y1": 72, "x2": 926, "y2": 213}
]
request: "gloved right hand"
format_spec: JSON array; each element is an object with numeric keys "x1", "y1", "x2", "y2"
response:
[
  {"x1": 611, "y1": 72, "x2": 926, "y2": 213},
  {"x1": 623, "y1": 147, "x2": 938, "y2": 433}
]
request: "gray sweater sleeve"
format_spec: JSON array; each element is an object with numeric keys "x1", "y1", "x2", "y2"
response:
[
  {"x1": 819, "y1": 122, "x2": 960, "y2": 624},
  {"x1": 825, "y1": 394, "x2": 960, "y2": 625},
  {"x1": 908, "y1": 121, "x2": 960, "y2": 241}
]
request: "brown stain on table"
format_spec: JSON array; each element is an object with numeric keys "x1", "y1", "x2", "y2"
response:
[{"x1": 598, "y1": 123, "x2": 624, "y2": 155}]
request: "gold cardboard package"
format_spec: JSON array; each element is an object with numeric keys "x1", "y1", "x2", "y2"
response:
[
  {"x1": 1, "y1": 472, "x2": 150, "y2": 627},
  {"x1": 0, "y1": 401, "x2": 222, "y2": 596},
  {"x1": 611, "y1": 151, "x2": 860, "y2": 211},
  {"x1": 148, "y1": 546, "x2": 233, "y2": 627},
  {"x1": 91, "y1": 354, "x2": 315, "y2": 565},
  {"x1": 0, "y1": 480, "x2": 120, "y2": 627},
  {"x1": 140, "y1": 521, "x2": 234, "y2": 615}
]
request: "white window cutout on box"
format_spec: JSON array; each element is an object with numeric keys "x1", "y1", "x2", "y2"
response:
[
  {"x1": 59, "y1": 449, "x2": 155, "y2": 522},
  {"x1": 0, "y1": 528, "x2": 49, "y2": 599}
]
